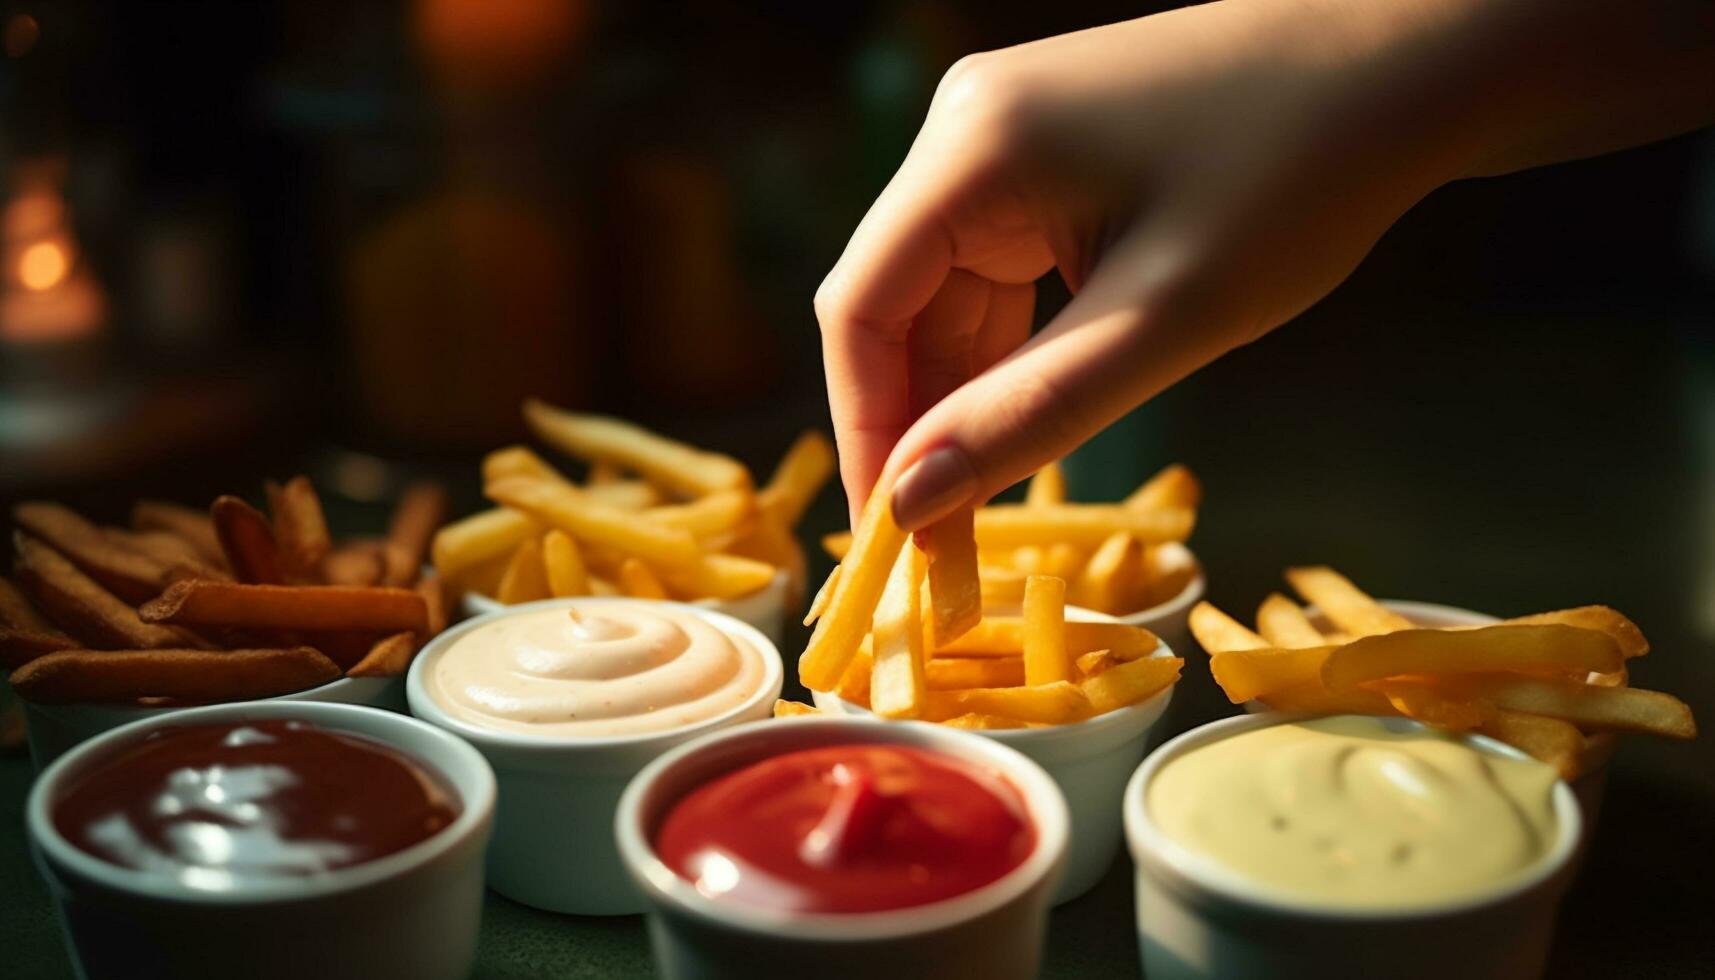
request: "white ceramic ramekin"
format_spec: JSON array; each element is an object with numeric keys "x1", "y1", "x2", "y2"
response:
[
  {"x1": 407, "y1": 597, "x2": 783, "y2": 915},
  {"x1": 1114, "y1": 543, "x2": 1204, "y2": 658},
  {"x1": 615, "y1": 716, "x2": 1070, "y2": 980},
  {"x1": 1124, "y1": 712, "x2": 1583, "y2": 980},
  {"x1": 1239, "y1": 599, "x2": 1615, "y2": 823},
  {"x1": 28, "y1": 700, "x2": 495, "y2": 980},
  {"x1": 461, "y1": 567, "x2": 791, "y2": 647},
  {"x1": 812, "y1": 606, "x2": 1176, "y2": 904},
  {"x1": 23, "y1": 674, "x2": 407, "y2": 771}
]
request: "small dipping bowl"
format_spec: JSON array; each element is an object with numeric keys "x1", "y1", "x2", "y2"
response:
[{"x1": 1112, "y1": 542, "x2": 1205, "y2": 657}]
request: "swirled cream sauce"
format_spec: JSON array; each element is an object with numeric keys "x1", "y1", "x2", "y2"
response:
[{"x1": 427, "y1": 602, "x2": 769, "y2": 736}]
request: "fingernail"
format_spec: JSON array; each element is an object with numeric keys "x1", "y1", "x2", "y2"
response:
[{"x1": 890, "y1": 447, "x2": 978, "y2": 531}]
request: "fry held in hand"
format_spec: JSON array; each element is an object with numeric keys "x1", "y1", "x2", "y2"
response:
[{"x1": 869, "y1": 545, "x2": 928, "y2": 719}]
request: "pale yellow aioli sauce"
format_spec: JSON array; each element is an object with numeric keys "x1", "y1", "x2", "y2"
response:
[
  {"x1": 1148, "y1": 716, "x2": 1559, "y2": 907},
  {"x1": 427, "y1": 602, "x2": 768, "y2": 737}
]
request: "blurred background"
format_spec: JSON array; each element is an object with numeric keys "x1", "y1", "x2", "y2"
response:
[{"x1": 1, "y1": 2, "x2": 1713, "y2": 975}]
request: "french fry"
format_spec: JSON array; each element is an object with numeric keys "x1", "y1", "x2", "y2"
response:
[
  {"x1": 1025, "y1": 462, "x2": 1066, "y2": 506},
  {"x1": 978, "y1": 563, "x2": 1028, "y2": 607},
  {"x1": 774, "y1": 699, "x2": 821, "y2": 718},
  {"x1": 1076, "y1": 650, "x2": 1117, "y2": 677},
  {"x1": 646, "y1": 490, "x2": 753, "y2": 540},
  {"x1": 321, "y1": 541, "x2": 385, "y2": 586},
  {"x1": 589, "y1": 576, "x2": 620, "y2": 597},
  {"x1": 618, "y1": 558, "x2": 669, "y2": 600},
  {"x1": 922, "y1": 680, "x2": 1092, "y2": 725},
  {"x1": 140, "y1": 580, "x2": 429, "y2": 635},
  {"x1": 1365, "y1": 680, "x2": 1487, "y2": 730},
  {"x1": 1071, "y1": 532, "x2": 1144, "y2": 614},
  {"x1": 265, "y1": 477, "x2": 333, "y2": 578},
  {"x1": 1137, "y1": 542, "x2": 1199, "y2": 607},
  {"x1": 974, "y1": 504, "x2": 1193, "y2": 550},
  {"x1": 942, "y1": 712, "x2": 1029, "y2": 730},
  {"x1": 822, "y1": 531, "x2": 853, "y2": 560},
  {"x1": 1480, "y1": 710, "x2": 1584, "y2": 779},
  {"x1": 588, "y1": 460, "x2": 624, "y2": 484},
  {"x1": 757, "y1": 430, "x2": 835, "y2": 528},
  {"x1": 1023, "y1": 576, "x2": 1072, "y2": 685},
  {"x1": 416, "y1": 572, "x2": 448, "y2": 637},
  {"x1": 1255, "y1": 592, "x2": 1326, "y2": 649},
  {"x1": 1256, "y1": 680, "x2": 1399, "y2": 715},
  {"x1": 542, "y1": 530, "x2": 589, "y2": 597},
  {"x1": 1013, "y1": 542, "x2": 1084, "y2": 579},
  {"x1": 583, "y1": 480, "x2": 664, "y2": 511},
  {"x1": 1124, "y1": 463, "x2": 1202, "y2": 511},
  {"x1": 1430, "y1": 673, "x2": 1695, "y2": 739},
  {"x1": 726, "y1": 515, "x2": 807, "y2": 608},
  {"x1": 346, "y1": 631, "x2": 418, "y2": 678},
  {"x1": 523, "y1": 399, "x2": 751, "y2": 497},
  {"x1": 798, "y1": 482, "x2": 908, "y2": 691},
  {"x1": 496, "y1": 538, "x2": 551, "y2": 604},
  {"x1": 482, "y1": 446, "x2": 566, "y2": 486},
  {"x1": 804, "y1": 564, "x2": 841, "y2": 626},
  {"x1": 1081, "y1": 655, "x2": 1183, "y2": 714},
  {"x1": 1, "y1": 628, "x2": 79, "y2": 670},
  {"x1": 106, "y1": 529, "x2": 229, "y2": 582},
  {"x1": 655, "y1": 553, "x2": 777, "y2": 600},
  {"x1": 1500, "y1": 606, "x2": 1649, "y2": 659},
  {"x1": 835, "y1": 636, "x2": 874, "y2": 704},
  {"x1": 381, "y1": 481, "x2": 449, "y2": 587},
  {"x1": 926, "y1": 656, "x2": 1024, "y2": 690},
  {"x1": 935, "y1": 618, "x2": 1159, "y2": 660},
  {"x1": 1189, "y1": 601, "x2": 1268, "y2": 653},
  {"x1": 10, "y1": 647, "x2": 341, "y2": 705},
  {"x1": 870, "y1": 546, "x2": 928, "y2": 719},
  {"x1": 449, "y1": 551, "x2": 512, "y2": 599},
  {"x1": 212, "y1": 495, "x2": 287, "y2": 585},
  {"x1": 15, "y1": 536, "x2": 202, "y2": 650},
  {"x1": 1284, "y1": 566, "x2": 1413, "y2": 637},
  {"x1": 431, "y1": 507, "x2": 541, "y2": 580},
  {"x1": 488, "y1": 477, "x2": 702, "y2": 569},
  {"x1": 132, "y1": 500, "x2": 225, "y2": 564},
  {"x1": 921, "y1": 508, "x2": 982, "y2": 647},
  {"x1": 1210, "y1": 646, "x2": 1335, "y2": 703},
  {"x1": 1, "y1": 575, "x2": 63, "y2": 633},
  {"x1": 13, "y1": 502, "x2": 170, "y2": 603},
  {"x1": 1321, "y1": 625, "x2": 1624, "y2": 692}
]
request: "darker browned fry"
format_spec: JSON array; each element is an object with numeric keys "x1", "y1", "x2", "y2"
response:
[
  {"x1": 140, "y1": 579, "x2": 429, "y2": 634},
  {"x1": 212, "y1": 495, "x2": 286, "y2": 585},
  {"x1": 13, "y1": 502, "x2": 170, "y2": 603},
  {"x1": 10, "y1": 647, "x2": 340, "y2": 704}
]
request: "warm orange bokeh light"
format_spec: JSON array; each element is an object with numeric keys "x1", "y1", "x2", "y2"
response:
[{"x1": 19, "y1": 241, "x2": 68, "y2": 291}]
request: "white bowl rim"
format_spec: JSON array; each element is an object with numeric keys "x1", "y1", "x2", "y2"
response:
[
  {"x1": 1123, "y1": 711, "x2": 1584, "y2": 921},
  {"x1": 458, "y1": 567, "x2": 790, "y2": 616},
  {"x1": 22, "y1": 672, "x2": 400, "y2": 723},
  {"x1": 406, "y1": 596, "x2": 784, "y2": 752},
  {"x1": 614, "y1": 716, "x2": 1070, "y2": 941},
  {"x1": 27, "y1": 700, "x2": 496, "y2": 906}
]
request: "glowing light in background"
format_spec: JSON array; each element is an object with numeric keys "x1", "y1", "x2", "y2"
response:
[
  {"x1": 3, "y1": 13, "x2": 38, "y2": 59},
  {"x1": 19, "y1": 240, "x2": 68, "y2": 291}
]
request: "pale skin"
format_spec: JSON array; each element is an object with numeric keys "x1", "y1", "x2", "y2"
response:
[{"x1": 817, "y1": 0, "x2": 1715, "y2": 529}]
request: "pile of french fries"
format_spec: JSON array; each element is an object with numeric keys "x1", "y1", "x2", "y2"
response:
[
  {"x1": 1189, "y1": 566, "x2": 1696, "y2": 777},
  {"x1": 432, "y1": 399, "x2": 834, "y2": 610},
  {"x1": 782, "y1": 475, "x2": 1183, "y2": 728},
  {"x1": 823, "y1": 462, "x2": 1200, "y2": 615},
  {"x1": 1, "y1": 479, "x2": 449, "y2": 705}
]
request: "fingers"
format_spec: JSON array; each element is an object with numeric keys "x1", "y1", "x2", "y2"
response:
[
  {"x1": 971, "y1": 281, "x2": 1035, "y2": 375},
  {"x1": 908, "y1": 270, "x2": 990, "y2": 414}
]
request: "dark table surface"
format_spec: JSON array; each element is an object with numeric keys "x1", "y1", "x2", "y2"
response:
[{"x1": 5, "y1": 310, "x2": 1713, "y2": 978}]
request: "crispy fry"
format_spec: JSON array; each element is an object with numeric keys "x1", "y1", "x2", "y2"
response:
[
  {"x1": 1025, "y1": 463, "x2": 1066, "y2": 506},
  {"x1": 1138, "y1": 542, "x2": 1199, "y2": 607},
  {"x1": 978, "y1": 563, "x2": 1028, "y2": 607},
  {"x1": 1013, "y1": 542, "x2": 1084, "y2": 579},
  {"x1": 346, "y1": 631, "x2": 418, "y2": 678},
  {"x1": 496, "y1": 538, "x2": 552, "y2": 604},
  {"x1": 1256, "y1": 592, "x2": 1326, "y2": 649},
  {"x1": 106, "y1": 529, "x2": 229, "y2": 583},
  {"x1": 1256, "y1": 680, "x2": 1399, "y2": 715},
  {"x1": 935, "y1": 617, "x2": 1159, "y2": 660},
  {"x1": 582, "y1": 480, "x2": 664, "y2": 511},
  {"x1": 488, "y1": 477, "x2": 702, "y2": 568},
  {"x1": 1189, "y1": 601, "x2": 1268, "y2": 654},
  {"x1": 381, "y1": 481, "x2": 449, "y2": 587},
  {"x1": 758, "y1": 430, "x2": 835, "y2": 528},
  {"x1": 922, "y1": 680, "x2": 1092, "y2": 724},
  {"x1": 921, "y1": 508, "x2": 982, "y2": 647},
  {"x1": 321, "y1": 541, "x2": 385, "y2": 587},
  {"x1": 132, "y1": 500, "x2": 225, "y2": 564},
  {"x1": 1500, "y1": 606, "x2": 1649, "y2": 659},
  {"x1": 618, "y1": 558, "x2": 669, "y2": 599},
  {"x1": 804, "y1": 564, "x2": 841, "y2": 626},
  {"x1": 798, "y1": 482, "x2": 908, "y2": 691},
  {"x1": 1023, "y1": 576, "x2": 1072, "y2": 685},
  {"x1": 1480, "y1": 711, "x2": 1584, "y2": 780},
  {"x1": 212, "y1": 495, "x2": 286, "y2": 585},
  {"x1": 1082, "y1": 655, "x2": 1183, "y2": 714},
  {"x1": 926, "y1": 656, "x2": 1024, "y2": 690},
  {"x1": 1321, "y1": 625, "x2": 1624, "y2": 692},
  {"x1": 870, "y1": 546, "x2": 928, "y2": 719},
  {"x1": 432, "y1": 507, "x2": 540, "y2": 580},
  {"x1": 265, "y1": 477, "x2": 333, "y2": 579},
  {"x1": 140, "y1": 580, "x2": 429, "y2": 634},
  {"x1": 1, "y1": 575, "x2": 62, "y2": 633},
  {"x1": 416, "y1": 572, "x2": 448, "y2": 637},
  {"x1": 1431, "y1": 673, "x2": 1695, "y2": 739},
  {"x1": 835, "y1": 636, "x2": 874, "y2": 704},
  {"x1": 1071, "y1": 532, "x2": 1144, "y2": 615},
  {"x1": 523, "y1": 399, "x2": 751, "y2": 496},
  {"x1": 726, "y1": 514, "x2": 807, "y2": 609},
  {"x1": 942, "y1": 712, "x2": 1029, "y2": 730},
  {"x1": 15, "y1": 536, "x2": 202, "y2": 650},
  {"x1": 1365, "y1": 680, "x2": 1487, "y2": 730},
  {"x1": 10, "y1": 647, "x2": 341, "y2": 704},
  {"x1": 588, "y1": 460, "x2": 624, "y2": 484},
  {"x1": 822, "y1": 531, "x2": 852, "y2": 560},
  {"x1": 1210, "y1": 646, "x2": 1335, "y2": 703},
  {"x1": 1076, "y1": 650, "x2": 1117, "y2": 678},
  {"x1": 646, "y1": 490, "x2": 753, "y2": 540},
  {"x1": 541, "y1": 530, "x2": 590, "y2": 597},
  {"x1": 1124, "y1": 463, "x2": 1202, "y2": 511},
  {"x1": 589, "y1": 576, "x2": 620, "y2": 597},
  {"x1": 14, "y1": 502, "x2": 170, "y2": 603},
  {"x1": 482, "y1": 445, "x2": 566, "y2": 486},
  {"x1": 974, "y1": 504, "x2": 1193, "y2": 550},
  {"x1": 773, "y1": 699, "x2": 821, "y2": 718},
  {"x1": 655, "y1": 553, "x2": 777, "y2": 600},
  {"x1": 1, "y1": 628, "x2": 80, "y2": 670},
  {"x1": 1284, "y1": 566, "x2": 1413, "y2": 637}
]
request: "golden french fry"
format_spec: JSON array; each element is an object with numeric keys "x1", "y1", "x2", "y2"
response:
[
  {"x1": 1284, "y1": 566, "x2": 1412, "y2": 637},
  {"x1": 15, "y1": 536, "x2": 202, "y2": 650},
  {"x1": 488, "y1": 477, "x2": 703, "y2": 569},
  {"x1": 1256, "y1": 592, "x2": 1325, "y2": 649},
  {"x1": 942, "y1": 712, "x2": 1029, "y2": 730},
  {"x1": 541, "y1": 530, "x2": 589, "y2": 597},
  {"x1": 726, "y1": 514, "x2": 806, "y2": 608},
  {"x1": 523, "y1": 399, "x2": 751, "y2": 497},
  {"x1": 922, "y1": 680, "x2": 1092, "y2": 724},
  {"x1": 496, "y1": 538, "x2": 551, "y2": 604},
  {"x1": 482, "y1": 446, "x2": 566, "y2": 486},
  {"x1": 618, "y1": 558, "x2": 669, "y2": 600},
  {"x1": 583, "y1": 480, "x2": 663, "y2": 511},
  {"x1": 431, "y1": 507, "x2": 541, "y2": 580},
  {"x1": 589, "y1": 576, "x2": 620, "y2": 596},
  {"x1": 936, "y1": 617, "x2": 1159, "y2": 659},
  {"x1": 655, "y1": 553, "x2": 776, "y2": 600},
  {"x1": 870, "y1": 546, "x2": 928, "y2": 719},
  {"x1": 1256, "y1": 680, "x2": 1399, "y2": 715},
  {"x1": 1022, "y1": 576, "x2": 1071, "y2": 685},
  {"x1": 974, "y1": 504, "x2": 1193, "y2": 550},
  {"x1": 1364, "y1": 680, "x2": 1487, "y2": 730},
  {"x1": 1124, "y1": 463, "x2": 1201, "y2": 511},
  {"x1": 10, "y1": 647, "x2": 341, "y2": 704},
  {"x1": 1587, "y1": 667, "x2": 1628, "y2": 688},
  {"x1": 1013, "y1": 542, "x2": 1084, "y2": 579},
  {"x1": 381, "y1": 482, "x2": 449, "y2": 588},
  {"x1": 1480, "y1": 710, "x2": 1584, "y2": 779},
  {"x1": 448, "y1": 551, "x2": 511, "y2": 600},
  {"x1": 1189, "y1": 601, "x2": 1268, "y2": 654},
  {"x1": 140, "y1": 580, "x2": 429, "y2": 635},
  {"x1": 1499, "y1": 606, "x2": 1648, "y2": 659},
  {"x1": 212, "y1": 495, "x2": 287, "y2": 585},
  {"x1": 822, "y1": 531, "x2": 853, "y2": 560},
  {"x1": 1081, "y1": 655, "x2": 1183, "y2": 714},
  {"x1": 798, "y1": 480, "x2": 908, "y2": 692},
  {"x1": 321, "y1": 541, "x2": 385, "y2": 587},
  {"x1": 926, "y1": 656, "x2": 1024, "y2": 690},
  {"x1": 804, "y1": 564, "x2": 841, "y2": 626},
  {"x1": 1071, "y1": 532, "x2": 1143, "y2": 615},
  {"x1": 14, "y1": 502, "x2": 171, "y2": 603},
  {"x1": 1025, "y1": 463, "x2": 1066, "y2": 506},
  {"x1": 758, "y1": 430, "x2": 835, "y2": 528},
  {"x1": 1136, "y1": 542, "x2": 1198, "y2": 608},
  {"x1": 921, "y1": 508, "x2": 982, "y2": 647},
  {"x1": 978, "y1": 563, "x2": 1027, "y2": 607},
  {"x1": 1430, "y1": 673, "x2": 1694, "y2": 739},
  {"x1": 1210, "y1": 646, "x2": 1335, "y2": 703},
  {"x1": 835, "y1": 636, "x2": 874, "y2": 704},
  {"x1": 646, "y1": 490, "x2": 754, "y2": 540},
  {"x1": 1322, "y1": 625, "x2": 1624, "y2": 692},
  {"x1": 1076, "y1": 650, "x2": 1117, "y2": 678},
  {"x1": 265, "y1": 477, "x2": 333, "y2": 579},
  {"x1": 773, "y1": 699, "x2": 820, "y2": 718},
  {"x1": 132, "y1": 500, "x2": 225, "y2": 565},
  {"x1": 346, "y1": 631, "x2": 418, "y2": 678}
]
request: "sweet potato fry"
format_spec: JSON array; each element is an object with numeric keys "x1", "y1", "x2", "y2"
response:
[
  {"x1": 799, "y1": 482, "x2": 908, "y2": 691},
  {"x1": 1124, "y1": 463, "x2": 1202, "y2": 511},
  {"x1": 523, "y1": 399, "x2": 751, "y2": 496},
  {"x1": 416, "y1": 573, "x2": 448, "y2": 638},
  {"x1": 973, "y1": 504, "x2": 1193, "y2": 550},
  {"x1": 757, "y1": 429, "x2": 835, "y2": 528},
  {"x1": 1, "y1": 575, "x2": 61, "y2": 633},
  {"x1": 321, "y1": 541, "x2": 385, "y2": 586},
  {"x1": 212, "y1": 495, "x2": 286, "y2": 585},
  {"x1": 346, "y1": 631, "x2": 418, "y2": 678},
  {"x1": 14, "y1": 502, "x2": 170, "y2": 603},
  {"x1": 1321, "y1": 625, "x2": 1624, "y2": 692},
  {"x1": 1, "y1": 628, "x2": 79, "y2": 670},
  {"x1": 1284, "y1": 566, "x2": 1413, "y2": 637},
  {"x1": 132, "y1": 500, "x2": 226, "y2": 564},
  {"x1": 15, "y1": 536, "x2": 203, "y2": 650},
  {"x1": 140, "y1": 580, "x2": 429, "y2": 634},
  {"x1": 265, "y1": 477, "x2": 333, "y2": 579},
  {"x1": 1189, "y1": 601, "x2": 1268, "y2": 654},
  {"x1": 10, "y1": 647, "x2": 341, "y2": 704},
  {"x1": 382, "y1": 481, "x2": 449, "y2": 587},
  {"x1": 921, "y1": 508, "x2": 982, "y2": 647}
]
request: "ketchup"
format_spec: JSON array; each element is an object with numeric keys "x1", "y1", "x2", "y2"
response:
[
  {"x1": 54, "y1": 720, "x2": 459, "y2": 885},
  {"x1": 654, "y1": 744, "x2": 1034, "y2": 913}
]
